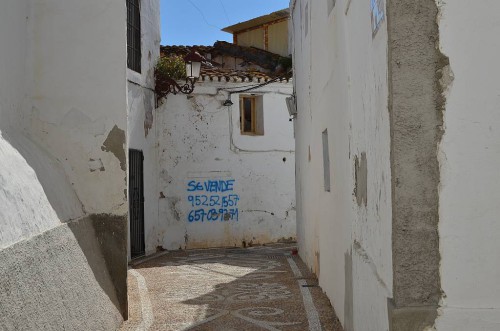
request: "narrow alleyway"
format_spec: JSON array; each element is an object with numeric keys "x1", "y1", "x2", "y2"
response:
[{"x1": 120, "y1": 244, "x2": 343, "y2": 331}]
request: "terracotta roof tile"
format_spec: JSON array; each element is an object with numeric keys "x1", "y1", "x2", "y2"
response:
[{"x1": 160, "y1": 41, "x2": 292, "y2": 83}]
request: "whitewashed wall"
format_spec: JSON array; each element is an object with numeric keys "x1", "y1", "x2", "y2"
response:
[
  {"x1": 25, "y1": 0, "x2": 129, "y2": 216},
  {"x1": 155, "y1": 82, "x2": 296, "y2": 250},
  {"x1": 436, "y1": 1, "x2": 500, "y2": 329},
  {"x1": 0, "y1": 0, "x2": 62, "y2": 248},
  {"x1": 0, "y1": 0, "x2": 130, "y2": 327},
  {"x1": 127, "y1": 0, "x2": 161, "y2": 257},
  {"x1": 0, "y1": 0, "x2": 87, "y2": 248},
  {"x1": 291, "y1": 0, "x2": 392, "y2": 330}
]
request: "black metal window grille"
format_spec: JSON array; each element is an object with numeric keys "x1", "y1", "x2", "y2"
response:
[{"x1": 127, "y1": 0, "x2": 141, "y2": 73}]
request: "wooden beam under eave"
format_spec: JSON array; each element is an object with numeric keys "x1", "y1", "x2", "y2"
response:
[{"x1": 264, "y1": 24, "x2": 269, "y2": 50}]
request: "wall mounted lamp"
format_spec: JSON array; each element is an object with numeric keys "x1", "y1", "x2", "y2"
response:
[
  {"x1": 223, "y1": 99, "x2": 234, "y2": 106},
  {"x1": 156, "y1": 51, "x2": 204, "y2": 97}
]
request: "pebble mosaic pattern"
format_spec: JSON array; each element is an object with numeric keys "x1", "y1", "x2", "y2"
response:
[{"x1": 121, "y1": 245, "x2": 343, "y2": 331}]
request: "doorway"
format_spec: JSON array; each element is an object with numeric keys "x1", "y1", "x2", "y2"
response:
[{"x1": 129, "y1": 149, "x2": 145, "y2": 258}]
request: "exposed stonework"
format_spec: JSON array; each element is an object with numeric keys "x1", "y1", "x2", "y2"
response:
[
  {"x1": 101, "y1": 125, "x2": 126, "y2": 171},
  {"x1": 387, "y1": 0, "x2": 449, "y2": 327}
]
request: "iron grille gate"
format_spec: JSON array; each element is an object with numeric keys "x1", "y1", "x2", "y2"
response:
[{"x1": 129, "y1": 149, "x2": 145, "y2": 258}]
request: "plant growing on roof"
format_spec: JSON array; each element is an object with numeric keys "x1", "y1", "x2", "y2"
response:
[
  {"x1": 155, "y1": 55, "x2": 187, "y2": 98},
  {"x1": 155, "y1": 55, "x2": 186, "y2": 81}
]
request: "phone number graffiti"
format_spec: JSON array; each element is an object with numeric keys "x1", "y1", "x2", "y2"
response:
[
  {"x1": 188, "y1": 208, "x2": 239, "y2": 222},
  {"x1": 186, "y1": 178, "x2": 240, "y2": 223}
]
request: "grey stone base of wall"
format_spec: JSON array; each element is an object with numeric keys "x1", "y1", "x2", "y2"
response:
[
  {"x1": 0, "y1": 215, "x2": 127, "y2": 330},
  {"x1": 388, "y1": 300, "x2": 438, "y2": 331}
]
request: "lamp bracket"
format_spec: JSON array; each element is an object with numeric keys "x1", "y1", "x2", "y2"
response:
[{"x1": 157, "y1": 77, "x2": 197, "y2": 98}]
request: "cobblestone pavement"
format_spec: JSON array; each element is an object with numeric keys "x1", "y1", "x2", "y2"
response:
[{"x1": 120, "y1": 244, "x2": 343, "y2": 331}]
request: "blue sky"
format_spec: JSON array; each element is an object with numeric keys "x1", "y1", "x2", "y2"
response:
[{"x1": 161, "y1": 0, "x2": 290, "y2": 46}]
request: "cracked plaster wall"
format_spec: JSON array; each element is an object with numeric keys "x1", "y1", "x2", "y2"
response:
[
  {"x1": 291, "y1": 0, "x2": 393, "y2": 330},
  {"x1": 155, "y1": 82, "x2": 296, "y2": 251},
  {"x1": 292, "y1": 0, "x2": 500, "y2": 330},
  {"x1": 25, "y1": 0, "x2": 129, "y2": 215},
  {"x1": 435, "y1": 1, "x2": 500, "y2": 329},
  {"x1": 0, "y1": 0, "x2": 130, "y2": 327},
  {"x1": 126, "y1": 0, "x2": 161, "y2": 258},
  {"x1": 0, "y1": 0, "x2": 69, "y2": 249}
]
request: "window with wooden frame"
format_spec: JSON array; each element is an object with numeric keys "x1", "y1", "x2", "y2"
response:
[
  {"x1": 240, "y1": 95, "x2": 264, "y2": 136},
  {"x1": 127, "y1": 0, "x2": 141, "y2": 73}
]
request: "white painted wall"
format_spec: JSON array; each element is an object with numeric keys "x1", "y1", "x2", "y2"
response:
[
  {"x1": 25, "y1": 0, "x2": 129, "y2": 216},
  {"x1": 155, "y1": 82, "x2": 296, "y2": 250},
  {"x1": 0, "y1": 1, "x2": 130, "y2": 326},
  {"x1": 0, "y1": 0, "x2": 83, "y2": 248},
  {"x1": 1, "y1": 0, "x2": 130, "y2": 246},
  {"x1": 290, "y1": 0, "x2": 392, "y2": 330},
  {"x1": 436, "y1": 1, "x2": 500, "y2": 329},
  {"x1": 0, "y1": 0, "x2": 27, "y2": 128},
  {"x1": 127, "y1": 0, "x2": 161, "y2": 257}
]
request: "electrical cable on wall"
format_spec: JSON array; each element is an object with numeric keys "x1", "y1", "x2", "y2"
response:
[
  {"x1": 222, "y1": 89, "x2": 295, "y2": 154},
  {"x1": 219, "y1": 70, "x2": 292, "y2": 95}
]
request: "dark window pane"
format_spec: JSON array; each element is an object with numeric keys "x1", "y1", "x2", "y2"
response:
[
  {"x1": 126, "y1": 0, "x2": 141, "y2": 72},
  {"x1": 243, "y1": 98, "x2": 253, "y2": 132}
]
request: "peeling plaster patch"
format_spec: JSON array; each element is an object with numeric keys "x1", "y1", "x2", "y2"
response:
[
  {"x1": 144, "y1": 91, "x2": 154, "y2": 137},
  {"x1": 354, "y1": 152, "x2": 368, "y2": 207},
  {"x1": 438, "y1": 65, "x2": 454, "y2": 97},
  {"x1": 89, "y1": 158, "x2": 105, "y2": 172},
  {"x1": 167, "y1": 197, "x2": 181, "y2": 221},
  {"x1": 101, "y1": 125, "x2": 126, "y2": 171}
]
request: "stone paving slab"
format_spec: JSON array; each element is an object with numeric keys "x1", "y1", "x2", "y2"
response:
[{"x1": 120, "y1": 244, "x2": 343, "y2": 331}]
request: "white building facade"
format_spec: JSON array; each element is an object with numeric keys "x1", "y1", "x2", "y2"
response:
[
  {"x1": 126, "y1": 0, "x2": 161, "y2": 259},
  {"x1": 0, "y1": 0, "x2": 160, "y2": 329},
  {"x1": 154, "y1": 80, "x2": 296, "y2": 250},
  {"x1": 290, "y1": 0, "x2": 500, "y2": 330}
]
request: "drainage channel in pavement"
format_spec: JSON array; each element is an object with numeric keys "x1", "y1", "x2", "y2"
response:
[{"x1": 120, "y1": 244, "x2": 343, "y2": 331}]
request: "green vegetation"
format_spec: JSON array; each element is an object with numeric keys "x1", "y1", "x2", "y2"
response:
[{"x1": 155, "y1": 55, "x2": 185, "y2": 80}]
